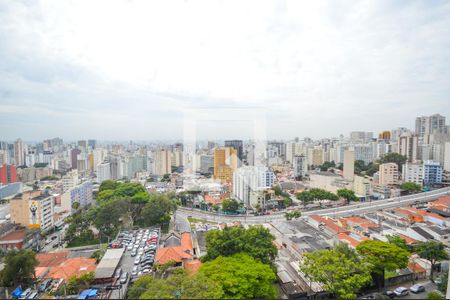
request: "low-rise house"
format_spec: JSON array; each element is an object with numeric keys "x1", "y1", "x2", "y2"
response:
[
  {"x1": 420, "y1": 226, "x2": 450, "y2": 243},
  {"x1": 47, "y1": 257, "x2": 96, "y2": 281}
]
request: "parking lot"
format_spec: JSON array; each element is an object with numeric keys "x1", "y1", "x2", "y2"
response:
[{"x1": 109, "y1": 227, "x2": 160, "y2": 298}]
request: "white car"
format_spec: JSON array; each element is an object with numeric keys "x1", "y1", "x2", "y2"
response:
[
  {"x1": 393, "y1": 287, "x2": 409, "y2": 297},
  {"x1": 142, "y1": 268, "x2": 150, "y2": 274},
  {"x1": 410, "y1": 284, "x2": 425, "y2": 293},
  {"x1": 127, "y1": 244, "x2": 133, "y2": 251},
  {"x1": 134, "y1": 256, "x2": 141, "y2": 265}
]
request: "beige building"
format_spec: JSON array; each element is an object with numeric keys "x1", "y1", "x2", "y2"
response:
[
  {"x1": 307, "y1": 147, "x2": 324, "y2": 166},
  {"x1": 153, "y1": 150, "x2": 172, "y2": 176},
  {"x1": 343, "y1": 150, "x2": 355, "y2": 181},
  {"x1": 213, "y1": 147, "x2": 237, "y2": 182},
  {"x1": 379, "y1": 163, "x2": 399, "y2": 186},
  {"x1": 10, "y1": 190, "x2": 55, "y2": 232},
  {"x1": 354, "y1": 175, "x2": 372, "y2": 199}
]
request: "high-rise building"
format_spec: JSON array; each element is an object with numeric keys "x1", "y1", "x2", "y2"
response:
[
  {"x1": 354, "y1": 144, "x2": 375, "y2": 165},
  {"x1": 233, "y1": 166, "x2": 274, "y2": 207},
  {"x1": 77, "y1": 140, "x2": 87, "y2": 152},
  {"x1": 307, "y1": 147, "x2": 324, "y2": 166},
  {"x1": 378, "y1": 163, "x2": 398, "y2": 186},
  {"x1": 88, "y1": 139, "x2": 97, "y2": 150},
  {"x1": 214, "y1": 147, "x2": 237, "y2": 182},
  {"x1": 10, "y1": 190, "x2": 54, "y2": 232},
  {"x1": 415, "y1": 114, "x2": 446, "y2": 137},
  {"x1": 444, "y1": 142, "x2": 450, "y2": 172},
  {"x1": 293, "y1": 155, "x2": 307, "y2": 179},
  {"x1": 96, "y1": 161, "x2": 111, "y2": 182},
  {"x1": 14, "y1": 138, "x2": 25, "y2": 166},
  {"x1": 402, "y1": 162, "x2": 424, "y2": 186},
  {"x1": 378, "y1": 131, "x2": 391, "y2": 140},
  {"x1": 398, "y1": 133, "x2": 419, "y2": 162},
  {"x1": 61, "y1": 181, "x2": 93, "y2": 213},
  {"x1": 71, "y1": 148, "x2": 81, "y2": 169},
  {"x1": 224, "y1": 140, "x2": 243, "y2": 163},
  {"x1": 350, "y1": 131, "x2": 373, "y2": 143},
  {"x1": 199, "y1": 155, "x2": 214, "y2": 174},
  {"x1": 153, "y1": 150, "x2": 172, "y2": 176},
  {"x1": 423, "y1": 160, "x2": 443, "y2": 186},
  {"x1": 0, "y1": 164, "x2": 17, "y2": 185},
  {"x1": 343, "y1": 150, "x2": 355, "y2": 181},
  {"x1": 62, "y1": 169, "x2": 79, "y2": 192}
]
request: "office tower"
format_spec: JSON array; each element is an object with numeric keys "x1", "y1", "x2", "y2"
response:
[
  {"x1": 224, "y1": 140, "x2": 243, "y2": 163},
  {"x1": 88, "y1": 139, "x2": 97, "y2": 150},
  {"x1": 0, "y1": 164, "x2": 17, "y2": 185},
  {"x1": 71, "y1": 148, "x2": 81, "y2": 169},
  {"x1": 62, "y1": 169, "x2": 79, "y2": 192},
  {"x1": 153, "y1": 150, "x2": 172, "y2": 176},
  {"x1": 350, "y1": 131, "x2": 373, "y2": 143},
  {"x1": 14, "y1": 138, "x2": 25, "y2": 166},
  {"x1": 171, "y1": 150, "x2": 183, "y2": 168},
  {"x1": 390, "y1": 127, "x2": 410, "y2": 142},
  {"x1": 199, "y1": 155, "x2": 214, "y2": 174},
  {"x1": 267, "y1": 142, "x2": 286, "y2": 161},
  {"x1": 96, "y1": 162, "x2": 111, "y2": 182},
  {"x1": 378, "y1": 163, "x2": 398, "y2": 186},
  {"x1": 307, "y1": 147, "x2": 323, "y2": 166},
  {"x1": 343, "y1": 150, "x2": 355, "y2": 181},
  {"x1": 398, "y1": 133, "x2": 419, "y2": 162},
  {"x1": 415, "y1": 114, "x2": 446, "y2": 137},
  {"x1": 214, "y1": 147, "x2": 237, "y2": 182},
  {"x1": 444, "y1": 142, "x2": 450, "y2": 172},
  {"x1": 61, "y1": 181, "x2": 93, "y2": 213},
  {"x1": 293, "y1": 155, "x2": 307, "y2": 179},
  {"x1": 233, "y1": 166, "x2": 274, "y2": 207},
  {"x1": 353, "y1": 144, "x2": 375, "y2": 165},
  {"x1": 0, "y1": 150, "x2": 8, "y2": 165},
  {"x1": 77, "y1": 140, "x2": 87, "y2": 151},
  {"x1": 423, "y1": 160, "x2": 443, "y2": 186}
]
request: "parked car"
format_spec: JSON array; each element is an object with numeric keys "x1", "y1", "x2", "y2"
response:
[
  {"x1": 119, "y1": 272, "x2": 129, "y2": 284},
  {"x1": 131, "y1": 249, "x2": 137, "y2": 257},
  {"x1": 382, "y1": 290, "x2": 396, "y2": 299},
  {"x1": 410, "y1": 284, "x2": 425, "y2": 294},
  {"x1": 19, "y1": 288, "x2": 32, "y2": 299},
  {"x1": 134, "y1": 256, "x2": 141, "y2": 265},
  {"x1": 393, "y1": 287, "x2": 409, "y2": 297},
  {"x1": 38, "y1": 279, "x2": 52, "y2": 292},
  {"x1": 27, "y1": 291, "x2": 38, "y2": 299}
]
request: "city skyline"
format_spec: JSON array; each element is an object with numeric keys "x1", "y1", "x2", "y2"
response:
[{"x1": 1, "y1": 1, "x2": 450, "y2": 140}]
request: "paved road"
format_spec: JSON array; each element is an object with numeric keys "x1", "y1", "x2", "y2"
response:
[
  {"x1": 177, "y1": 187, "x2": 450, "y2": 223},
  {"x1": 42, "y1": 227, "x2": 67, "y2": 252}
]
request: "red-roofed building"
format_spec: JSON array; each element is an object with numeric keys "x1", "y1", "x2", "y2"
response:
[
  {"x1": 155, "y1": 232, "x2": 201, "y2": 272},
  {"x1": 337, "y1": 233, "x2": 368, "y2": 248},
  {"x1": 0, "y1": 229, "x2": 26, "y2": 251},
  {"x1": 308, "y1": 215, "x2": 348, "y2": 235},
  {"x1": 37, "y1": 251, "x2": 70, "y2": 268},
  {"x1": 47, "y1": 257, "x2": 96, "y2": 281}
]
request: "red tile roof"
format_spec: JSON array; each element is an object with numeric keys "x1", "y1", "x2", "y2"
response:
[
  {"x1": 155, "y1": 246, "x2": 193, "y2": 264},
  {"x1": 184, "y1": 260, "x2": 202, "y2": 273},
  {"x1": 37, "y1": 251, "x2": 70, "y2": 268},
  {"x1": 47, "y1": 257, "x2": 96, "y2": 281},
  {"x1": 0, "y1": 229, "x2": 26, "y2": 243}
]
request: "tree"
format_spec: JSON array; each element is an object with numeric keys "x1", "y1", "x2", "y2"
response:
[
  {"x1": 285, "y1": 210, "x2": 301, "y2": 221},
  {"x1": 416, "y1": 240, "x2": 448, "y2": 281},
  {"x1": 379, "y1": 153, "x2": 407, "y2": 172},
  {"x1": 427, "y1": 291, "x2": 445, "y2": 300},
  {"x1": 400, "y1": 182, "x2": 422, "y2": 194},
  {"x1": 202, "y1": 225, "x2": 277, "y2": 264},
  {"x1": 337, "y1": 189, "x2": 358, "y2": 204},
  {"x1": 72, "y1": 201, "x2": 80, "y2": 210},
  {"x1": 354, "y1": 160, "x2": 367, "y2": 175},
  {"x1": 221, "y1": 198, "x2": 240, "y2": 213},
  {"x1": 386, "y1": 235, "x2": 410, "y2": 252},
  {"x1": 66, "y1": 272, "x2": 95, "y2": 295},
  {"x1": 129, "y1": 270, "x2": 224, "y2": 299},
  {"x1": 199, "y1": 253, "x2": 277, "y2": 299},
  {"x1": 1, "y1": 250, "x2": 38, "y2": 287},
  {"x1": 300, "y1": 244, "x2": 372, "y2": 299},
  {"x1": 356, "y1": 240, "x2": 410, "y2": 288},
  {"x1": 296, "y1": 188, "x2": 339, "y2": 205},
  {"x1": 99, "y1": 180, "x2": 119, "y2": 192},
  {"x1": 141, "y1": 193, "x2": 177, "y2": 227}
]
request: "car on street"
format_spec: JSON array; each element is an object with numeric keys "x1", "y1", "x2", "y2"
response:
[
  {"x1": 383, "y1": 290, "x2": 396, "y2": 298},
  {"x1": 119, "y1": 272, "x2": 129, "y2": 284},
  {"x1": 393, "y1": 287, "x2": 409, "y2": 297},
  {"x1": 131, "y1": 266, "x2": 139, "y2": 277},
  {"x1": 134, "y1": 256, "x2": 141, "y2": 265},
  {"x1": 131, "y1": 249, "x2": 137, "y2": 257},
  {"x1": 127, "y1": 244, "x2": 133, "y2": 251},
  {"x1": 38, "y1": 279, "x2": 52, "y2": 293},
  {"x1": 410, "y1": 284, "x2": 425, "y2": 294},
  {"x1": 27, "y1": 291, "x2": 38, "y2": 299}
]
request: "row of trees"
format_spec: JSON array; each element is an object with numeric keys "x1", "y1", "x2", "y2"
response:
[
  {"x1": 129, "y1": 225, "x2": 279, "y2": 299},
  {"x1": 300, "y1": 238, "x2": 448, "y2": 299},
  {"x1": 296, "y1": 188, "x2": 358, "y2": 205}
]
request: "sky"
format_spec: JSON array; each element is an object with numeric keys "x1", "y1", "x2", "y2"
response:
[{"x1": 1, "y1": 0, "x2": 450, "y2": 141}]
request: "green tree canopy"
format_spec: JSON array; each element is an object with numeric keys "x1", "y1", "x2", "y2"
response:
[
  {"x1": 99, "y1": 179, "x2": 119, "y2": 192},
  {"x1": 300, "y1": 244, "x2": 372, "y2": 299},
  {"x1": 356, "y1": 240, "x2": 410, "y2": 288},
  {"x1": 285, "y1": 210, "x2": 301, "y2": 221},
  {"x1": 296, "y1": 188, "x2": 339, "y2": 205},
  {"x1": 400, "y1": 182, "x2": 422, "y2": 193},
  {"x1": 202, "y1": 225, "x2": 277, "y2": 264},
  {"x1": 221, "y1": 198, "x2": 240, "y2": 213},
  {"x1": 1, "y1": 250, "x2": 38, "y2": 287},
  {"x1": 66, "y1": 272, "x2": 95, "y2": 295},
  {"x1": 427, "y1": 291, "x2": 445, "y2": 300},
  {"x1": 129, "y1": 270, "x2": 224, "y2": 299},
  {"x1": 337, "y1": 189, "x2": 358, "y2": 203},
  {"x1": 199, "y1": 253, "x2": 277, "y2": 299},
  {"x1": 416, "y1": 240, "x2": 448, "y2": 280},
  {"x1": 386, "y1": 235, "x2": 410, "y2": 252},
  {"x1": 141, "y1": 193, "x2": 178, "y2": 227}
]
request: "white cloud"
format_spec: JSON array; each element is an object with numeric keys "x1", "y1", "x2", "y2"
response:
[{"x1": 0, "y1": 0, "x2": 449, "y2": 140}]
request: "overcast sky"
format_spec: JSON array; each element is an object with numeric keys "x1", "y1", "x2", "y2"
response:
[{"x1": 1, "y1": 0, "x2": 449, "y2": 141}]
